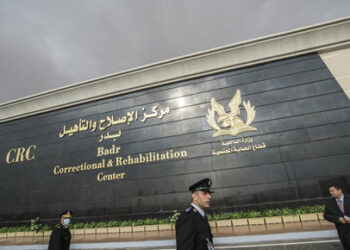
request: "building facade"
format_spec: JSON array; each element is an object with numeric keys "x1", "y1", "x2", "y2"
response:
[{"x1": 0, "y1": 17, "x2": 350, "y2": 225}]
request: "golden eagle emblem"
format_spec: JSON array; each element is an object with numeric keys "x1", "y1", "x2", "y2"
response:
[{"x1": 206, "y1": 90, "x2": 257, "y2": 137}]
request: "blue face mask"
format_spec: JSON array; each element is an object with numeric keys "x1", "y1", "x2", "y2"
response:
[{"x1": 63, "y1": 218, "x2": 71, "y2": 226}]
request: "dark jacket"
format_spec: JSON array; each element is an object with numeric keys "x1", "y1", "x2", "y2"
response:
[
  {"x1": 324, "y1": 195, "x2": 350, "y2": 225},
  {"x1": 324, "y1": 195, "x2": 350, "y2": 250},
  {"x1": 48, "y1": 224, "x2": 71, "y2": 250},
  {"x1": 175, "y1": 206, "x2": 213, "y2": 250}
]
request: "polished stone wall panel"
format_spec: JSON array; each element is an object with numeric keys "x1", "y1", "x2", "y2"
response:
[{"x1": 0, "y1": 53, "x2": 349, "y2": 224}]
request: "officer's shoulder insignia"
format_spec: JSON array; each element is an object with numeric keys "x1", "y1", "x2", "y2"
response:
[
  {"x1": 193, "y1": 208, "x2": 197, "y2": 213},
  {"x1": 185, "y1": 207, "x2": 193, "y2": 213}
]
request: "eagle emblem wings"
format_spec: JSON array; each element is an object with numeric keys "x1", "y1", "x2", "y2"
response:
[{"x1": 206, "y1": 90, "x2": 257, "y2": 137}]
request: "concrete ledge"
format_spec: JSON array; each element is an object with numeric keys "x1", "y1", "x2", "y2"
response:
[
  {"x1": 317, "y1": 213, "x2": 324, "y2": 220},
  {"x1": 145, "y1": 225, "x2": 158, "y2": 232},
  {"x1": 96, "y1": 228, "x2": 107, "y2": 234},
  {"x1": 15, "y1": 232, "x2": 25, "y2": 237},
  {"x1": 24, "y1": 232, "x2": 34, "y2": 237},
  {"x1": 84, "y1": 228, "x2": 96, "y2": 234},
  {"x1": 320, "y1": 220, "x2": 334, "y2": 226},
  {"x1": 248, "y1": 218, "x2": 265, "y2": 225},
  {"x1": 72, "y1": 229, "x2": 84, "y2": 235},
  {"x1": 132, "y1": 226, "x2": 145, "y2": 232},
  {"x1": 300, "y1": 213, "x2": 319, "y2": 222},
  {"x1": 208, "y1": 221, "x2": 216, "y2": 228},
  {"x1": 0, "y1": 213, "x2": 331, "y2": 239},
  {"x1": 33, "y1": 232, "x2": 43, "y2": 237},
  {"x1": 1, "y1": 16, "x2": 350, "y2": 123},
  {"x1": 265, "y1": 216, "x2": 282, "y2": 224},
  {"x1": 7, "y1": 233, "x2": 15, "y2": 238},
  {"x1": 282, "y1": 215, "x2": 300, "y2": 223},
  {"x1": 232, "y1": 218, "x2": 248, "y2": 226},
  {"x1": 107, "y1": 227, "x2": 120, "y2": 234},
  {"x1": 158, "y1": 224, "x2": 172, "y2": 231},
  {"x1": 216, "y1": 220, "x2": 232, "y2": 227},
  {"x1": 43, "y1": 231, "x2": 51, "y2": 237},
  {"x1": 119, "y1": 226, "x2": 132, "y2": 233}
]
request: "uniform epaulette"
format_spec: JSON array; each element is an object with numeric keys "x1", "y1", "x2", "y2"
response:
[
  {"x1": 185, "y1": 207, "x2": 192, "y2": 213},
  {"x1": 185, "y1": 207, "x2": 197, "y2": 213}
]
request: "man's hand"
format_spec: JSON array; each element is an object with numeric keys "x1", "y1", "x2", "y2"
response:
[{"x1": 339, "y1": 217, "x2": 347, "y2": 224}]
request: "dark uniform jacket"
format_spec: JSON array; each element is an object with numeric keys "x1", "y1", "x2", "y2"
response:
[
  {"x1": 48, "y1": 224, "x2": 71, "y2": 250},
  {"x1": 175, "y1": 206, "x2": 213, "y2": 250},
  {"x1": 324, "y1": 195, "x2": 350, "y2": 250}
]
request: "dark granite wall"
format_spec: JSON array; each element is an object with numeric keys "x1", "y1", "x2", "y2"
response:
[{"x1": 0, "y1": 53, "x2": 349, "y2": 224}]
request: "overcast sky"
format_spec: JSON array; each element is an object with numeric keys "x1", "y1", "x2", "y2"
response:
[{"x1": 0, "y1": 0, "x2": 350, "y2": 104}]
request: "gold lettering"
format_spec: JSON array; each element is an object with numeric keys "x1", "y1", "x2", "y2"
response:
[
  {"x1": 97, "y1": 147, "x2": 104, "y2": 157},
  {"x1": 6, "y1": 149, "x2": 16, "y2": 164},
  {"x1": 53, "y1": 159, "x2": 106, "y2": 175},
  {"x1": 25, "y1": 145, "x2": 36, "y2": 161},
  {"x1": 97, "y1": 172, "x2": 126, "y2": 182},
  {"x1": 15, "y1": 147, "x2": 26, "y2": 162},
  {"x1": 97, "y1": 145, "x2": 121, "y2": 157},
  {"x1": 116, "y1": 157, "x2": 122, "y2": 166},
  {"x1": 6, "y1": 145, "x2": 37, "y2": 164},
  {"x1": 114, "y1": 149, "x2": 188, "y2": 167},
  {"x1": 180, "y1": 150, "x2": 187, "y2": 158},
  {"x1": 53, "y1": 165, "x2": 62, "y2": 175}
]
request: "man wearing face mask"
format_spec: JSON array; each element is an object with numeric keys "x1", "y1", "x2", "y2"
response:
[
  {"x1": 176, "y1": 178, "x2": 214, "y2": 250},
  {"x1": 48, "y1": 210, "x2": 72, "y2": 250}
]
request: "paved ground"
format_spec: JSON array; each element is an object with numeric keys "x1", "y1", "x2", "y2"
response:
[
  {"x1": 110, "y1": 239, "x2": 342, "y2": 250},
  {"x1": 70, "y1": 240, "x2": 342, "y2": 250},
  {"x1": 0, "y1": 230, "x2": 342, "y2": 250},
  {"x1": 208, "y1": 239, "x2": 342, "y2": 250}
]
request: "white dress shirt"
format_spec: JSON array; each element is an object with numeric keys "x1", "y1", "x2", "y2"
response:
[{"x1": 191, "y1": 202, "x2": 205, "y2": 218}]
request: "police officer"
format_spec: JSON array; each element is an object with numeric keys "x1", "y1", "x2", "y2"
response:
[
  {"x1": 48, "y1": 210, "x2": 72, "y2": 250},
  {"x1": 176, "y1": 178, "x2": 214, "y2": 250}
]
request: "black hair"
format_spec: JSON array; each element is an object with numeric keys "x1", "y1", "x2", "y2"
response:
[{"x1": 329, "y1": 184, "x2": 342, "y2": 190}]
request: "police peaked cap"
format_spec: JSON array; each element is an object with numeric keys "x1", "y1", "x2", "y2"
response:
[
  {"x1": 60, "y1": 210, "x2": 73, "y2": 218},
  {"x1": 189, "y1": 178, "x2": 214, "y2": 193}
]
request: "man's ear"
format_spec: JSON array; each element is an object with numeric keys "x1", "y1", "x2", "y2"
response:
[{"x1": 192, "y1": 191, "x2": 197, "y2": 201}]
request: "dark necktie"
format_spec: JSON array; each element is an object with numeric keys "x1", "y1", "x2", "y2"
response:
[{"x1": 337, "y1": 200, "x2": 345, "y2": 214}]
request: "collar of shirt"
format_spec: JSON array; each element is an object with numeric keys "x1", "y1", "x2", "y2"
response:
[
  {"x1": 191, "y1": 202, "x2": 205, "y2": 218},
  {"x1": 336, "y1": 195, "x2": 344, "y2": 203}
]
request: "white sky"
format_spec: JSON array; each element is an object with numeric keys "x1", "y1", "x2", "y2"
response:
[{"x1": 0, "y1": 0, "x2": 350, "y2": 104}]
